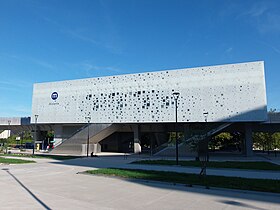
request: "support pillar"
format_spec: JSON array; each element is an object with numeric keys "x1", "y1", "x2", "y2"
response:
[
  {"x1": 82, "y1": 143, "x2": 101, "y2": 156},
  {"x1": 244, "y1": 123, "x2": 253, "y2": 157},
  {"x1": 133, "y1": 124, "x2": 141, "y2": 153},
  {"x1": 93, "y1": 143, "x2": 101, "y2": 154}
]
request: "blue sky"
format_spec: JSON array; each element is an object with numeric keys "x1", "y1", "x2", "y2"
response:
[{"x1": 0, "y1": 0, "x2": 279, "y2": 117}]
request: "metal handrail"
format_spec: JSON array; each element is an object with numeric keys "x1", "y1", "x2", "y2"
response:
[{"x1": 153, "y1": 123, "x2": 232, "y2": 156}]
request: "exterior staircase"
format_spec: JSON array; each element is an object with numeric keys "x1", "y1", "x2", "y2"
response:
[
  {"x1": 50, "y1": 123, "x2": 120, "y2": 155},
  {"x1": 153, "y1": 123, "x2": 232, "y2": 157}
]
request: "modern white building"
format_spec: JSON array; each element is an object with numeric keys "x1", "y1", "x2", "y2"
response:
[
  {"x1": 32, "y1": 61, "x2": 267, "y2": 123},
  {"x1": 30, "y1": 61, "x2": 267, "y2": 156}
]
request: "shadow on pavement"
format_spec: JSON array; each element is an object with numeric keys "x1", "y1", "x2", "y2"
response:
[
  {"x1": 2, "y1": 168, "x2": 51, "y2": 210},
  {"x1": 217, "y1": 199, "x2": 267, "y2": 210},
  {"x1": 49, "y1": 155, "x2": 280, "y2": 205}
]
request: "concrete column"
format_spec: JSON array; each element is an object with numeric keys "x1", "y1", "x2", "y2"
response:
[
  {"x1": 244, "y1": 123, "x2": 253, "y2": 156},
  {"x1": 133, "y1": 124, "x2": 141, "y2": 153},
  {"x1": 82, "y1": 144, "x2": 101, "y2": 156},
  {"x1": 93, "y1": 143, "x2": 101, "y2": 154}
]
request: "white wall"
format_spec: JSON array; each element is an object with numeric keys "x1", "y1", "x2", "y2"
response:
[
  {"x1": 31, "y1": 61, "x2": 267, "y2": 123},
  {"x1": 0, "y1": 130, "x2": 11, "y2": 139},
  {"x1": 0, "y1": 117, "x2": 22, "y2": 125}
]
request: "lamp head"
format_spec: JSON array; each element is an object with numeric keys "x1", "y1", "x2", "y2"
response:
[
  {"x1": 85, "y1": 116, "x2": 91, "y2": 122},
  {"x1": 203, "y1": 112, "x2": 208, "y2": 122},
  {"x1": 172, "y1": 92, "x2": 180, "y2": 100}
]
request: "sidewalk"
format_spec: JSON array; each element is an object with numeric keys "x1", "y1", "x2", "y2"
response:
[
  {"x1": 3, "y1": 151, "x2": 279, "y2": 180},
  {"x1": 120, "y1": 163, "x2": 280, "y2": 180},
  {"x1": 1, "y1": 154, "x2": 280, "y2": 210},
  {"x1": 58, "y1": 154, "x2": 280, "y2": 180}
]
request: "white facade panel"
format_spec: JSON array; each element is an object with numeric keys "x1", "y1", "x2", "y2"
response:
[
  {"x1": 31, "y1": 61, "x2": 267, "y2": 123},
  {"x1": 0, "y1": 117, "x2": 22, "y2": 125},
  {"x1": 0, "y1": 130, "x2": 11, "y2": 139}
]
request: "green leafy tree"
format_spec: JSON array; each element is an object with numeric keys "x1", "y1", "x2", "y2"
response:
[
  {"x1": 253, "y1": 132, "x2": 268, "y2": 151},
  {"x1": 271, "y1": 133, "x2": 280, "y2": 150},
  {"x1": 253, "y1": 132, "x2": 280, "y2": 151},
  {"x1": 209, "y1": 132, "x2": 232, "y2": 150},
  {"x1": 23, "y1": 131, "x2": 33, "y2": 141}
]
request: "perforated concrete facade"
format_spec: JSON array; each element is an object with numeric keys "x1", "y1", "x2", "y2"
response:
[{"x1": 31, "y1": 61, "x2": 267, "y2": 123}]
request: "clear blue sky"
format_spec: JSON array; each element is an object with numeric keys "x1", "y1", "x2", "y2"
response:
[{"x1": 0, "y1": 0, "x2": 279, "y2": 117}]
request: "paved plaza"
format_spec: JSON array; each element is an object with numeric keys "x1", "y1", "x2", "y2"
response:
[{"x1": 0, "y1": 155, "x2": 279, "y2": 210}]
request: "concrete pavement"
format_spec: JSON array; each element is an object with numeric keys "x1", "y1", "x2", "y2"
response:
[
  {"x1": 0, "y1": 155, "x2": 279, "y2": 210},
  {"x1": 54, "y1": 154, "x2": 280, "y2": 180}
]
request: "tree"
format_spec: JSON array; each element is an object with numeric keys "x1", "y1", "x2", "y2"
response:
[
  {"x1": 209, "y1": 132, "x2": 232, "y2": 150},
  {"x1": 268, "y1": 108, "x2": 277, "y2": 113},
  {"x1": 271, "y1": 133, "x2": 280, "y2": 150},
  {"x1": 23, "y1": 131, "x2": 32, "y2": 141},
  {"x1": 253, "y1": 132, "x2": 268, "y2": 151},
  {"x1": 253, "y1": 132, "x2": 280, "y2": 151}
]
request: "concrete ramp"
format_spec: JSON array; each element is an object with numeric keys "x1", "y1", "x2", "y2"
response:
[{"x1": 50, "y1": 123, "x2": 120, "y2": 155}]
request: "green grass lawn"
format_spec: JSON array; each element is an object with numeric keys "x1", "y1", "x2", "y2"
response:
[
  {"x1": 86, "y1": 168, "x2": 280, "y2": 193},
  {"x1": 0, "y1": 153, "x2": 81, "y2": 160},
  {"x1": 0, "y1": 157, "x2": 35, "y2": 164},
  {"x1": 132, "y1": 160, "x2": 280, "y2": 171}
]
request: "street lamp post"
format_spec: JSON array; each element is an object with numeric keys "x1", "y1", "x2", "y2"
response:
[
  {"x1": 8, "y1": 120, "x2": 11, "y2": 137},
  {"x1": 85, "y1": 116, "x2": 91, "y2": 157},
  {"x1": 203, "y1": 111, "x2": 209, "y2": 161},
  {"x1": 172, "y1": 92, "x2": 180, "y2": 165},
  {"x1": 20, "y1": 131, "x2": 24, "y2": 149},
  {"x1": 33, "y1": 115, "x2": 38, "y2": 155},
  {"x1": 7, "y1": 120, "x2": 11, "y2": 154}
]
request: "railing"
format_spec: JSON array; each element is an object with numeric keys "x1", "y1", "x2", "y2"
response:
[
  {"x1": 153, "y1": 123, "x2": 232, "y2": 156},
  {"x1": 186, "y1": 123, "x2": 232, "y2": 144},
  {"x1": 152, "y1": 134, "x2": 187, "y2": 155}
]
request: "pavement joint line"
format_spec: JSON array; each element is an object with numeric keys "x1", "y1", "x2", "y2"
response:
[{"x1": 78, "y1": 170, "x2": 280, "y2": 198}]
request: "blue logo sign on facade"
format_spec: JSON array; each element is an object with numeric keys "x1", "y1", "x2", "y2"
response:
[{"x1": 51, "y1": 92, "x2": 58, "y2": 100}]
